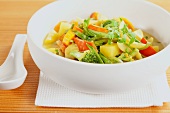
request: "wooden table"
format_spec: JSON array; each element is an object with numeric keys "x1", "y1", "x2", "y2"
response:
[{"x1": 0, "y1": 0, "x2": 170, "y2": 112}]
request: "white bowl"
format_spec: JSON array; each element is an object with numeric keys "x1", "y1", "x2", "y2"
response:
[{"x1": 27, "y1": 0, "x2": 170, "y2": 94}]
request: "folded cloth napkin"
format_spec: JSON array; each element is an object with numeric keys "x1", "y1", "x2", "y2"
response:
[{"x1": 35, "y1": 71, "x2": 170, "y2": 108}]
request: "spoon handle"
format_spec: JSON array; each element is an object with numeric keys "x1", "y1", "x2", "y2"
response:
[{"x1": 6, "y1": 34, "x2": 27, "y2": 64}]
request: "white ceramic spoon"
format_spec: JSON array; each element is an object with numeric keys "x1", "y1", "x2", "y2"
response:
[{"x1": 0, "y1": 34, "x2": 27, "y2": 90}]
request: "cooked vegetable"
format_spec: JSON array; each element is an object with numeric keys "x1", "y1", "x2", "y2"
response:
[
  {"x1": 47, "y1": 48, "x2": 58, "y2": 54},
  {"x1": 136, "y1": 51, "x2": 143, "y2": 60},
  {"x1": 99, "y1": 53, "x2": 112, "y2": 64},
  {"x1": 90, "y1": 12, "x2": 108, "y2": 20},
  {"x1": 121, "y1": 17, "x2": 135, "y2": 31},
  {"x1": 118, "y1": 53, "x2": 133, "y2": 62},
  {"x1": 134, "y1": 29, "x2": 143, "y2": 41},
  {"x1": 109, "y1": 57, "x2": 123, "y2": 63},
  {"x1": 62, "y1": 30, "x2": 75, "y2": 46},
  {"x1": 65, "y1": 44, "x2": 79, "y2": 59},
  {"x1": 70, "y1": 50, "x2": 88, "y2": 61},
  {"x1": 152, "y1": 46, "x2": 159, "y2": 52},
  {"x1": 73, "y1": 37, "x2": 97, "y2": 51},
  {"x1": 54, "y1": 21, "x2": 66, "y2": 32},
  {"x1": 100, "y1": 43, "x2": 121, "y2": 59},
  {"x1": 56, "y1": 40, "x2": 67, "y2": 53},
  {"x1": 73, "y1": 26, "x2": 83, "y2": 32},
  {"x1": 117, "y1": 42, "x2": 132, "y2": 53},
  {"x1": 74, "y1": 31, "x2": 87, "y2": 40},
  {"x1": 86, "y1": 44, "x2": 103, "y2": 63},
  {"x1": 43, "y1": 12, "x2": 164, "y2": 64},
  {"x1": 44, "y1": 30, "x2": 59, "y2": 44},
  {"x1": 94, "y1": 39, "x2": 108, "y2": 46},
  {"x1": 139, "y1": 46, "x2": 157, "y2": 57},
  {"x1": 130, "y1": 42, "x2": 149, "y2": 49},
  {"x1": 58, "y1": 22, "x2": 72, "y2": 36},
  {"x1": 139, "y1": 37, "x2": 157, "y2": 57},
  {"x1": 90, "y1": 12, "x2": 98, "y2": 20},
  {"x1": 70, "y1": 44, "x2": 103, "y2": 64},
  {"x1": 141, "y1": 37, "x2": 147, "y2": 44},
  {"x1": 88, "y1": 24, "x2": 109, "y2": 33}
]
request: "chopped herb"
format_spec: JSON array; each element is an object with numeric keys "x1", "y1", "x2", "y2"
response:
[
  {"x1": 55, "y1": 49, "x2": 59, "y2": 55},
  {"x1": 103, "y1": 20, "x2": 112, "y2": 27},
  {"x1": 118, "y1": 34, "x2": 126, "y2": 43},
  {"x1": 122, "y1": 24, "x2": 128, "y2": 34},
  {"x1": 128, "y1": 32, "x2": 136, "y2": 45}
]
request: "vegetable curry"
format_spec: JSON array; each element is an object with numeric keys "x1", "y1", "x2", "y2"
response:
[{"x1": 43, "y1": 12, "x2": 164, "y2": 64}]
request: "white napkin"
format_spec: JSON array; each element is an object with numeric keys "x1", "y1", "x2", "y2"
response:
[{"x1": 35, "y1": 71, "x2": 170, "y2": 108}]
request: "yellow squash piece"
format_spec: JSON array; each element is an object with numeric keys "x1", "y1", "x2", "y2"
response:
[
  {"x1": 147, "y1": 37, "x2": 154, "y2": 43},
  {"x1": 44, "y1": 30, "x2": 59, "y2": 45},
  {"x1": 100, "y1": 43, "x2": 121, "y2": 58},
  {"x1": 62, "y1": 30, "x2": 75, "y2": 46},
  {"x1": 47, "y1": 48, "x2": 57, "y2": 54},
  {"x1": 152, "y1": 46, "x2": 159, "y2": 52}
]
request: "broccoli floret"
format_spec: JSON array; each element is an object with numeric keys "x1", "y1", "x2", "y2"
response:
[
  {"x1": 70, "y1": 44, "x2": 104, "y2": 64},
  {"x1": 70, "y1": 50, "x2": 99, "y2": 63},
  {"x1": 81, "y1": 51, "x2": 100, "y2": 63}
]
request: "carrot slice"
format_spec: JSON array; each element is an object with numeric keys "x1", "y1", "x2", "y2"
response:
[
  {"x1": 54, "y1": 21, "x2": 67, "y2": 32},
  {"x1": 88, "y1": 24, "x2": 108, "y2": 33},
  {"x1": 54, "y1": 22, "x2": 61, "y2": 32},
  {"x1": 90, "y1": 12, "x2": 99, "y2": 20},
  {"x1": 73, "y1": 26, "x2": 83, "y2": 33},
  {"x1": 73, "y1": 37, "x2": 97, "y2": 51}
]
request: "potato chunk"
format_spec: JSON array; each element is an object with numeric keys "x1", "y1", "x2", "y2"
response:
[{"x1": 100, "y1": 43, "x2": 121, "y2": 58}]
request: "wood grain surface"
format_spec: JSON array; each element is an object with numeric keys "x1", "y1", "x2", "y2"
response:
[{"x1": 0, "y1": 0, "x2": 170, "y2": 112}]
